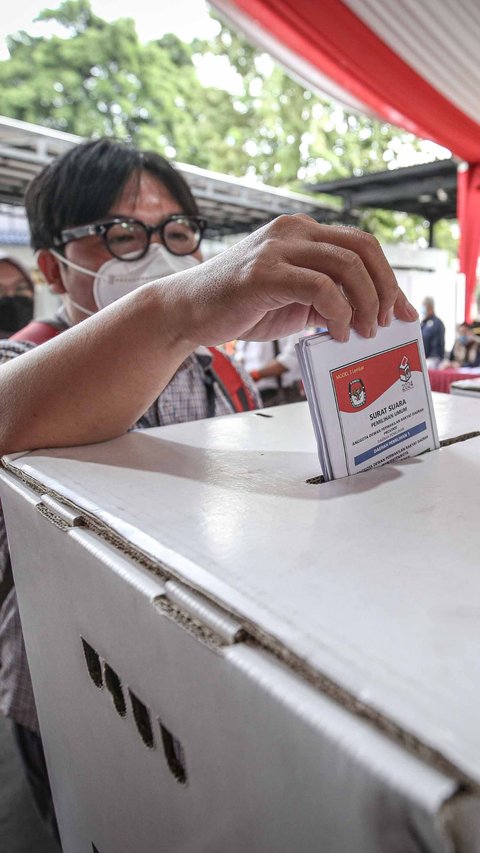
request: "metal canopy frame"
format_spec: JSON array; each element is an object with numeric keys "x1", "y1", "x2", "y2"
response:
[
  {"x1": 0, "y1": 115, "x2": 458, "y2": 247},
  {"x1": 0, "y1": 115, "x2": 337, "y2": 237},
  {"x1": 306, "y1": 159, "x2": 459, "y2": 225}
]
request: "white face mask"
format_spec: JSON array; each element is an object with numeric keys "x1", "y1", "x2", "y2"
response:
[{"x1": 50, "y1": 244, "x2": 199, "y2": 317}]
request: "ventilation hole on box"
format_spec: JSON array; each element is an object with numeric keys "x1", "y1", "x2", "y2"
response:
[
  {"x1": 255, "y1": 412, "x2": 273, "y2": 418},
  {"x1": 160, "y1": 722, "x2": 187, "y2": 784},
  {"x1": 129, "y1": 690, "x2": 154, "y2": 748},
  {"x1": 81, "y1": 638, "x2": 103, "y2": 689},
  {"x1": 104, "y1": 663, "x2": 127, "y2": 717}
]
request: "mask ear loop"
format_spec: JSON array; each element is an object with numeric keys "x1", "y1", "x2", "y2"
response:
[
  {"x1": 48, "y1": 248, "x2": 97, "y2": 278},
  {"x1": 37, "y1": 249, "x2": 97, "y2": 318},
  {"x1": 50, "y1": 248, "x2": 163, "y2": 284}
]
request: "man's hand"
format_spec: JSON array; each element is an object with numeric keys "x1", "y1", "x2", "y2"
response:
[
  {"x1": 165, "y1": 215, "x2": 417, "y2": 348},
  {"x1": 0, "y1": 216, "x2": 418, "y2": 454}
]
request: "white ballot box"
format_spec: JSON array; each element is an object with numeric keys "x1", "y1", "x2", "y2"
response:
[{"x1": 1, "y1": 395, "x2": 480, "y2": 853}]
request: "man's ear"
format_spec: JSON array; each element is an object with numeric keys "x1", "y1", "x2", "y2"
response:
[{"x1": 36, "y1": 250, "x2": 66, "y2": 294}]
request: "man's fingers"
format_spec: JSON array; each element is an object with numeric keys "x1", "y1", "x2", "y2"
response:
[
  {"x1": 283, "y1": 241, "x2": 379, "y2": 338},
  {"x1": 286, "y1": 219, "x2": 418, "y2": 330},
  {"x1": 392, "y1": 288, "x2": 419, "y2": 322},
  {"x1": 185, "y1": 216, "x2": 419, "y2": 348},
  {"x1": 275, "y1": 265, "x2": 353, "y2": 342}
]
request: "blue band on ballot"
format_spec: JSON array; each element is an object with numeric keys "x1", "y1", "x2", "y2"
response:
[{"x1": 354, "y1": 421, "x2": 427, "y2": 466}]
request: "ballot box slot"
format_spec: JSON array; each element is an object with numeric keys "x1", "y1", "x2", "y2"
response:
[
  {"x1": 438, "y1": 430, "x2": 480, "y2": 447},
  {"x1": 305, "y1": 429, "x2": 480, "y2": 485}
]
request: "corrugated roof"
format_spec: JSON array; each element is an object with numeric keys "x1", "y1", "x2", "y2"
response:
[{"x1": 0, "y1": 115, "x2": 337, "y2": 235}]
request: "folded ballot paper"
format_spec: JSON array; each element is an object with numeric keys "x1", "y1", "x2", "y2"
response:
[{"x1": 296, "y1": 319, "x2": 439, "y2": 481}]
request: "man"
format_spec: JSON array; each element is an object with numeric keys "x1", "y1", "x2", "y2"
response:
[
  {"x1": 0, "y1": 137, "x2": 418, "y2": 834},
  {"x1": 0, "y1": 137, "x2": 262, "y2": 835},
  {"x1": 420, "y1": 296, "x2": 445, "y2": 366},
  {"x1": 234, "y1": 333, "x2": 305, "y2": 406}
]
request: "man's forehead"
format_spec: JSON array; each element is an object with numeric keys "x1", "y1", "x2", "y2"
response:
[{"x1": 110, "y1": 171, "x2": 182, "y2": 219}]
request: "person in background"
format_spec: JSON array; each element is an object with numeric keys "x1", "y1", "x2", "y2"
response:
[
  {"x1": 0, "y1": 254, "x2": 34, "y2": 337},
  {"x1": 234, "y1": 333, "x2": 305, "y2": 406},
  {"x1": 441, "y1": 321, "x2": 480, "y2": 369},
  {"x1": 420, "y1": 296, "x2": 445, "y2": 367}
]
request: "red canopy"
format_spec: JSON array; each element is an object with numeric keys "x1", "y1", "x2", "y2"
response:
[{"x1": 211, "y1": 0, "x2": 480, "y2": 319}]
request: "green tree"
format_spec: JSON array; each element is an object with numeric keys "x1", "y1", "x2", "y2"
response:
[
  {"x1": 0, "y1": 0, "x2": 240, "y2": 160},
  {"x1": 195, "y1": 21, "x2": 429, "y2": 186},
  {"x1": 0, "y1": 1, "x2": 457, "y2": 254},
  {"x1": 194, "y1": 17, "x2": 457, "y2": 253}
]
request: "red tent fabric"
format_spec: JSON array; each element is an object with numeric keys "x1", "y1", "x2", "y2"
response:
[{"x1": 211, "y1": 0, "x2": 480, "y2": 319}]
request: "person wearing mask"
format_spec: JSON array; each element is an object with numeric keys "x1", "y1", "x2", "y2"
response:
[
  {"x1": 0, "y1": 254, "x2": 35, "y2": 337},
  {"x1": 0, "y1": 137, "x2": 418, "y2": 837},
  {"x1": 444, "y1": 321, "x2": 480, "y2": 368},
  {"x1": 420, "y1": 296, "x2": 445, "y2": 367}
]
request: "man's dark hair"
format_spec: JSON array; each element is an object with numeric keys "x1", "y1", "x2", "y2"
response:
[{"x1": 25, "y1": 138, "x2": 200, "y2": 250}]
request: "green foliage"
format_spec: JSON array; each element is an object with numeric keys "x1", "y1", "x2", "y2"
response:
[{"x1": 0, "y1": 0, "x2": 457, "y2": 255}]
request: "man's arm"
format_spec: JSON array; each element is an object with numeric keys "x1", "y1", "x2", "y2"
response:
[
  {"x1": 250, "y1": 334, "x2": 302, "y2": 381},
  {"x1": 251, "y1": 359, "x2": 287, "y2": 381},
  {"x1": 0, "y1": 216, "x2": 417, "y2": 455}
]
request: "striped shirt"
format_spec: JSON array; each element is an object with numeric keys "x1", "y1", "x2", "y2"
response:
[{"x1": 0, "y1": 309, "x2": 260, "y2": 731}]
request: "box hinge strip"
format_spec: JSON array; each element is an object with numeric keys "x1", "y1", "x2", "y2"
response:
[
  {"x1": 163, "y1": 579, "x2": 244, "y2": 646},
  {"x1": 37, "y1": 493, "x2": 85, "y2": 528}
]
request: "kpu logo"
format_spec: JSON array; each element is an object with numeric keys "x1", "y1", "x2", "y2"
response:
[{"x1": 349, "y1": 377, "x2": 367, "y2": 408}]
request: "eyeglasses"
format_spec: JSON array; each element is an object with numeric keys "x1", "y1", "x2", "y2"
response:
[{"x1": 55, "y1": 214, "x2": 207, "y2": 260}]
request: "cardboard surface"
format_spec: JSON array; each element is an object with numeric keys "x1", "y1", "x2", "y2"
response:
[
  {"x1": 1, "y1": 395, "x2": 480, "y2": 850},
  {"x1": 0, "y1": 473, "x2": 467, "y2": 853}
]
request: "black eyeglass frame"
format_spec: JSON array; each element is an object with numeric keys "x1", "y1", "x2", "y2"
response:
[{"x1": 53, "y1": 214, "x2": 207, "y2": 259}]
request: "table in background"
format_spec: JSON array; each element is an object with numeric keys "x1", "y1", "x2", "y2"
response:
[
  {"x1": 428, "y1": 367, "x2": 480, "y2": 393},
  {"x1": 450, "y1": 377, "x2": 480, "y2": 398}
]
